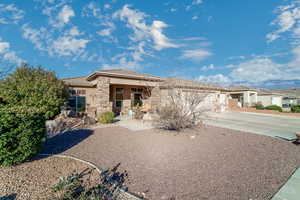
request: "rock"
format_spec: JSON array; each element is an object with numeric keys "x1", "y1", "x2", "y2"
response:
[
  {"x1": 83, "y1": 115, "x2": 96, "y2": 125},
  {"x1": 142, "y1": 113, "x2": 153, "y2": 120}
]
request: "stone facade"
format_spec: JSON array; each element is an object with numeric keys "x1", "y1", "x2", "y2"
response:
[
  {"x1": 96, "y1": 77, "x2": 112, "y2": 115},
  {"x1": 148, "y1": 86, "x2": 161, "y2": 111}
]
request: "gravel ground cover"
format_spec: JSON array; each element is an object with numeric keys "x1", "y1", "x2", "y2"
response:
[
  {"x1": 0, "y1": 156, "x2": 100, "y2": 200},
  {"x1": 42, "y1": 126, "x2": 300, "y2": 200},
  {"x1": 44, "y1": 126, "x2": 300, "y2": 200}
]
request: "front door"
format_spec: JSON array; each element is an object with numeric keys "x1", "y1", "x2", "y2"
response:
[{"x1": 115, "y1": 88, "x2": 124, "y2": 114}]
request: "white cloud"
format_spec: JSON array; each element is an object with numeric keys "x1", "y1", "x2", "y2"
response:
[
  {"x1": 106, "y1": 4, "x2": 178, "y2": 69},
  {"x1": 186, "y1": 0, "x2": 204, "y2": 10},
  {"x1": 170, "y1": 8, "x2": 177, "y2": 12},
  {"x1": 51, "y1": 36, "x2": 89, "y2": 57},
  {"x1": 69, "y1": 26, "x2": 80, "y2": 36},
  {"x1": 267, "y1": 1, "x2": 300, "y2": 42},
  {"x1": 0, "y1": 38, "x2": 23, "y2": 64},
  {"x1": 198, "y1": 74, "x2": 231, "y2": 85},
  {"x1": 97, "y1": 28, "x2": 111, "y2": 36},
  {"x1": 227, "y1": 55, "x2": 246, "y2": 60},
  {"x1": 53, "y1": 5, "x2": 75, "y2": 27},
  {"x1": 229, "y1": 58, "x2": 287, "y2": 83},
  {"x1": 114, "y1": 5, "x2": 177, "y2": 50},
  {"x1": 201, "y1": 64, "x2": 215, "y2": 71},
  {"x1": 83, "y1": 2, "x2": 116, "y2": 41},
  {"x1": 22, "y1": 24, "x2": 89, "y2": 58},
  {"x1": 0, "y1": 4, "x2": 25, "y2": 24},
  {"x1": 104, "y1": 4, "x2": 111, "y2": 9},
  {"x1": 199, "y1": 55, "x2": 300, "y2": 86},
  {"x1": 192, "y1": 16, "x2": 198, "y2": 20},
  {"x1": 182, "y1": 37, "x2": 206, "y2": 41},
  {"x1": 21, "y1": 24, "x2": 51, "y2": 51},
  {"x1": 180, "y1": 49, "x2": 212, "y2": 61},
  {"x1": 150, "y1": 20, "x2": 178, "y2": 50},
  {"x1": 82, "y1": 2, "x2": 101, "y2": 18},
  {"x1": 192, "y1": 0, "x2": 203, "y2": 5}
]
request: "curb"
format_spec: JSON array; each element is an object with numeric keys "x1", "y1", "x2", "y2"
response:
[
  {"x1": 271, "y1": 167, "x2": 300, "y2": 200},
  {"x1": 39, "y1": 153, "x2": 143, "y2": 200}
]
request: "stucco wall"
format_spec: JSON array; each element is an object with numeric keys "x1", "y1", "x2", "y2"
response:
[
  {"x1": 258, "y1": 95, "x2": 282, "y2": 107},
  {"x1": 159, "y1": 88, "x2": 228, "y2": 112}
]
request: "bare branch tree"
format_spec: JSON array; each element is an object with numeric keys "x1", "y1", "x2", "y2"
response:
[{"x1": 154, "y1": 88, "x2": 216, "y2": 130}]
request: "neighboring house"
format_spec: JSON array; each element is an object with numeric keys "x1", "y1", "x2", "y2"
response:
[
  {"x1": 271, "y1": 88, "x2": 300, "y2": 107},
  {"x1": 63, "y1": 69, "x2": 229, "y2": 117},
  {"x1": 256, "y1": 89, "x2": 283, "y2": 107},
  {"x1": 282, "y1": 96, "x2": 299, "y2": 108},
  {"x1": 227, "y1": 85, "x2": 258, "y2": 107}
]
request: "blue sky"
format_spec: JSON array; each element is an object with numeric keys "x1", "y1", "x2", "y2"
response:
[{"x1": 0, "y1": 0, "x2": 300, "y2": 88}]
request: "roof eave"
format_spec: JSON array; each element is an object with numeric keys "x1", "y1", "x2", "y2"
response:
[{"x1": 86, "y1": 71, "x2": 162, "y2": 81}]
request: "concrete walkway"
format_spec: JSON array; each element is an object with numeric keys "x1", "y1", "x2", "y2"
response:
[
  {"x1": 205, "y1": 111, "x2": 300, "y2": 140},
  {"x1": 272, "y1": 167, "x2": 300, "y2": 200},
  {"x1": 116, "y1": 119, "x2": 154, "y2": 131}
]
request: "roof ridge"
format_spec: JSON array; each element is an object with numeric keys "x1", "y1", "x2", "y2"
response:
[{"x1": 62, "y1": 76, "x2": 87, "y2": 80}]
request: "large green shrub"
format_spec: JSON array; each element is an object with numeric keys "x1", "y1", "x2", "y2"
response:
[
  {"x1": 291, "y1": 105, "x2": 300, "y2": 113},
  {"x1": 98, "y1": 112, "x2": 114, "y2": 124},
  {"x1": 0, "y1": 64, "x2": 68, "y2": 120},
  {"x1": 254, "y1": 103, "x2": 264, "y2": 110},
  {"x1": 264, "y1": 105, "x2": 283, "y2": 112},
  {"x1": 0, "y1": 106, "x2": 46, "y2": 166}
]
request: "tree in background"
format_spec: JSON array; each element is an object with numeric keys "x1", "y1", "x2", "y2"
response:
[{"x1": 0, "y1": 64, "x2": 69, "y2": 120}]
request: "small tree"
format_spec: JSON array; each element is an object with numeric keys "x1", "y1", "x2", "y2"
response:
[
  {"x1": 0, "y1": 106, "x2": 46, "y2": 166},
  {"x1": 0, "y1": 64, "x2": 68, "y2": 166},
  {"x1": 155, "y1": 89, "x2": 213, "y2": 130},
  {"x1": 0, "y1": 64, "x2": 69, "y2": 120}
]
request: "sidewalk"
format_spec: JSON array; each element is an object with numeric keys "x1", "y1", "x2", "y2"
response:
[{"x1": 272, "y1": 167, "x2": 300, "y2": 200}]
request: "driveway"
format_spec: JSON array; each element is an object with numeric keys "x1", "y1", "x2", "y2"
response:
[
  {"x1": 42, "y1": 125, "x2": 300, "y2": 200},
  {"x1": 205, "y1": 111, "x2": 300, "y2": 140}
]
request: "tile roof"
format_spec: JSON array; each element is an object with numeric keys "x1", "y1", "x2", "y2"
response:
[
  {"x1": 87, "y1": 69, "x2": 162, "y2": 81},
  {"x1": 63, "y1": 76, "x2": 95, "y2": 87},
  {"x1": 160, "y1": 78, "x2": 225, "y2": 90},
  {"x1": 227, "y1": 85, "x2": 256, "y2": 91}
]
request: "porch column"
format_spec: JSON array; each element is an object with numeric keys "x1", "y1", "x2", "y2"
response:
[
  {"x1": 243, "y1": 91, "x2": 250, "y2": 107},
  {"x1": 96, "y1": 77, "x2": 112, "y2": 115}
]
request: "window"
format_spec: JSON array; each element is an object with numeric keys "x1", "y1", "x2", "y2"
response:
[
  {"x1": 116, "y1": 88, "x2": 124, "y2": 93},
  {"x1": 67, "y1": 96, "x2": 86, "y2": 112},
  {"x1": 68, "y1": 89, "x2": 86, "y2": 96},
  {"x1": 69, "y1": 89, "x2": 76, "y2": 95},
  {"x1": 77, "y1": 89, "x2": 86, "y2": 95},
  {"x1": 131, "y1": 88, "x2": 143, "y2": 93},
  {"x1": 115, "y1": 88, "x2": 124, "y2": 109}
]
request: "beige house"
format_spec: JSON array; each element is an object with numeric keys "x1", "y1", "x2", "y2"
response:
[
  {"x1": 256, "y1": 89, "x2": 283, "y2": 107},
  {"x1": 63, "y1": 69, "x2": 229, "y2": 117},
  {"x1": 227, "y1": 85, "x2": 258, "y2": 107}
]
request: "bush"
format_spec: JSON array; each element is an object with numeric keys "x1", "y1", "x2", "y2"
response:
[
  {"x1": 0, "y1": 64, "x2": 69, "y2": 120},
  {"x1": 51, "y1": 166, "x2": 129, "y2": 200},
  {"x1": 155, "y1": 90, "x2": 211, "y2": 131},
  {"x1": 98, "y1": 112, "x2": 114, "y2": 124},
  {"x1": 254, "y1": 103, "x2": 264, "y2": 110},
  {"x1": 291, "y1": 105, "x2": 300, "y2": 113},
  {"x1": 264, "y1": 105, "x2": 283, "y2": 112},
  {"x1": 0, "y1": 106, "x2": 46, "y2": 166}
]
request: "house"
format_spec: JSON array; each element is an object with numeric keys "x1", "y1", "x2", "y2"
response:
[
  {"x1": 271, "y1": 88, "x2": 300, "y2": 107},
  {"x1": 227, "y1": 85, "x2": 258, "y2": 107},
  {"x1": 63, "y1": 69, "x2": 229, "y2": 117},
  {"x1": 227, "y1": 86, "x2": 284, "y2": 108},
  {"x1": 256, "y1": 88, "x2": 283, "y2": 107},
  {"x1": 282, "y1": 96, "x2": 299, "y2": 108}
]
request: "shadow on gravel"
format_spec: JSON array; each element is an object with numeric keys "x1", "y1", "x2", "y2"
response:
[
  {"x1": 0, "y1": 193, "x2": 17, "y2": 200},
  {"x1": 41, "y1": 129, "x2": 94, "y2": 154}
]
